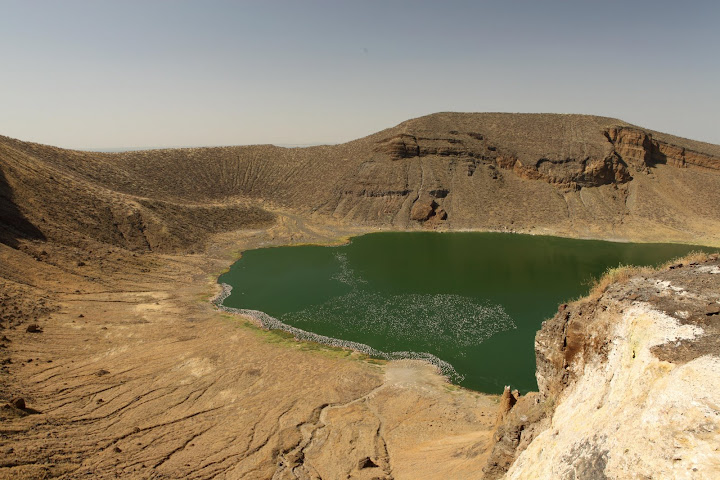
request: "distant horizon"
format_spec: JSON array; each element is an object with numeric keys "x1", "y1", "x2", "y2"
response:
[
  {"x1": 81, "y1": 142, "x2": 336, "y2": 153},
  {"x1": 13, "y1": 109, "x2": 720, "y2": 152},
  {"x1": 2, "y1": 1, "x2": 719, "y2": 148}
]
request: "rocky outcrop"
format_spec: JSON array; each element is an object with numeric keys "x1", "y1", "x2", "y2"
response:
[
  {"x1": 533, "y1": 299, "x2": 611, "y2": 401},
  {"x1": 374, "y1": 132, "x2": 490, "y2": 160},
  {"x1": 495, "y1": 386, "x2": 518, "y2": 425},
  {"x1": 606, "y1": 126, "x2": 720, "y2": 171},
  {"x1": 604, "y1": 127, "x2": 655, "y2": 171},
  {"x1": 503, "y1": 255, "x2": 720, "y2": 479},
  {"x1": 483, "y1": 393, "x2": 550, "y2": 480},
  {"x1": 409, "y1": 196, "x2": 436, "y2": 221},
  {"x1": 375, "y1": 128, "x2": 635, "y2": 191},
  {"x1": 370, "y1": 116, "x2": 719, "y2": 201},
  {"x1": 409, "y1": 195, "x2": 447, "y2": 223},
  {"x1": 501, "y1": 154, "x2": 632, "y2": 189},
  {"x1": 375, "y1": 134, "x2": 421, "y2": 159}
]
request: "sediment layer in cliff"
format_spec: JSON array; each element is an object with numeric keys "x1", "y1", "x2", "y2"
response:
[{"x1": 2, "y1": 113, "x2": 720, "y2": 254}]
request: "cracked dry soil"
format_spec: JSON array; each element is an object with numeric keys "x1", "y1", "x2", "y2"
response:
[{"x1": 1, "y1": 221, "x2": 500, "y2": 480}]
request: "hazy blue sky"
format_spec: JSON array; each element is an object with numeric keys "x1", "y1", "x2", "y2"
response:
[{"x1": 1, "y1": 1, "x2": 719, "y2": 149}]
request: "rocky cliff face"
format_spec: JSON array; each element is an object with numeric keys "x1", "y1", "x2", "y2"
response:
[
  {"x1": 606, "y1": 126, "x2": 720, "y2": 172},
  {"x1": 373, "y1": 121, "x2": 720, "y2": 199},
  {"x1": 373, "y1": 128, "x2": 633, "y2": 191},
  {"x1": 3, "y1": 113, "x2": 720, "y2": 252},
  {"x1": 493, "y1": 255, "x2": 720, "y2": 479}
]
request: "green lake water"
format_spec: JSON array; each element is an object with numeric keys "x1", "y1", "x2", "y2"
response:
[{"x1": 218, "y1": 232, "x2": 715, "y2": 393}]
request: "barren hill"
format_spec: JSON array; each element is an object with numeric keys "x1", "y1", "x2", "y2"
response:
[
  {"x1": 1, "y1": 113, "x2": 720, "y2": 479},
  {"x1": 3, "y1": 113, "x2": 720, "y2": 253}
]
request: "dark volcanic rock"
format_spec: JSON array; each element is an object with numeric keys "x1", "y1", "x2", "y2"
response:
[
  {"x1": 26, "y1": 324, "x2": 42, "y2": 333},
  {"x1": 358, "y1": 456, "x2": 378, "y2": 469}
]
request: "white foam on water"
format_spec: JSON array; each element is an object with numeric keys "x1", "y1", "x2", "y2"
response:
[
  {"x1": 215, "y1": 245, "x2": 518, "y2": 384},
  {"x1": 284, "y1": 290, "x2": 515, "y2": 350},
  {"x1": 330, "y1": 252, "x2": 367, "y2": 286},
  {"x1": 214, "y1": 279, "x2": 517, "y2": 384},
  {"x1": 213, "y1": 283, "x2": 465, "y2": 382},
  {"x1": 323, "y1": 251, "x2": 516, "y2": 349}
]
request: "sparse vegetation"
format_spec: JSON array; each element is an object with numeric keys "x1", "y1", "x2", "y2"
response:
[
  {"x1": 221, "y1": 312, "x2": 358, "y2": 359},
  {"x1": 588, "y1": 264, "x2": 651, "y2": 299},
  {"x1": 660, "y1": 250, "x2": 716, "y2": 268},
  {"x1": 587, "y1": 251, "x2": 718, "y2": 300}
]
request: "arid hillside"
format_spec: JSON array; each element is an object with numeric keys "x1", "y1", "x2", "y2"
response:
[
  {"x1": 3, "y1": 113, "x2": 720, "y2": 253},
  {"x1": 1, "y1": 113, "x2": 720, "y2": 479}
]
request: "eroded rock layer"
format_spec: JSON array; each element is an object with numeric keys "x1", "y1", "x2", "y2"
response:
[
  {"x1": 488, "y1": 256, "x2": 720, "y2": 479},
  {"x1": 2, "y1": 113, "x2": 720, "y2": 253}
]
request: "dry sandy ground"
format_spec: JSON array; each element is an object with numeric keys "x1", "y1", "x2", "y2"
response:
[
  {"x1": 3, "y1": 112, "x2": 720, "y2": 479},
  {"x1": 0, "y1": 215, "x2": 500, "y2": 479}
]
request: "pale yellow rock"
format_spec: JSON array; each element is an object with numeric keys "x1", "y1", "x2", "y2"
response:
[{"x1": 507, "y1": 304, "x2": 720, "y2": 480}]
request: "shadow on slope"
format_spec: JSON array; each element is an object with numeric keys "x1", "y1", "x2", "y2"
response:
[{"x1": 0, "y1": 165, "x2": 45, "y2": 248}]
